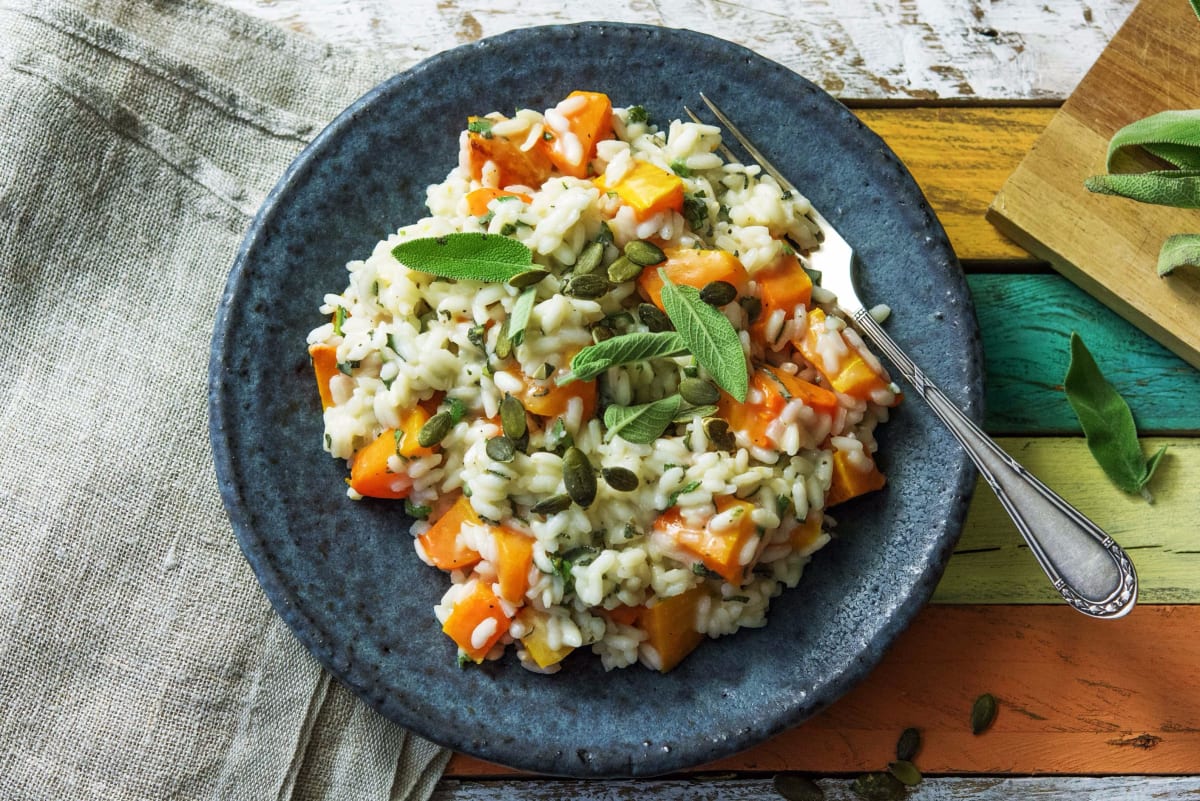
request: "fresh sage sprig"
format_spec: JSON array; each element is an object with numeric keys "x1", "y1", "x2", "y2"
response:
[
  {"x1": 1063, "y1": 333, "x2": 1167, "y2": 497},
  {"x1": 603, "y1": 395, "x2": 683, "y2": 444},
  {"x1": 392, "y1": 232, "x2": 532, "y2": 282},
  {"x1": 1082, "y1": 2, "x2": 1200, "y2": 275},
  {"x1": 657, "y1": 270, "x2": 749, "y2": 401},
  {"x1": 560, "y1": 331, "x2": 688, "y2": 384}
]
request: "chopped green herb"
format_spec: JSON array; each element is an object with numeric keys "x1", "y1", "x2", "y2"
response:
[
  {"x1": 332, "y1": 305, "x2": 347, "y2": 336},
  {"x1": 669, "y1": 480, "x2": 701, "y2": 508},
  {"x1": 625, "y1": 105, "x2": 649, "y2": 124},
  {"x1": 467, "y1": 118, "x2": 493, "y2": 136},
  {"x1": 682, "y1": 192, "x2": 709, "y2": 233},
  {"x1": 445, "y1": 397, "x2": 468, "y2": 425},
  {"x1": 670, "y1": 158, "x2": 693, "y2": 178},
  {"x1": 692, "y1": 562, "x2": 722, "y2": 579},
  {"x1": 404, "y1": 500, "x2": 432, "y2": 519},
  {"x1": 725, "y1": 595, "x2": 750, "y2": 603},
  {"x1": 457, "y1": 652, "x2": 473, "y2": 668},
  {"x1": 336, "y1": 360, "x2": 359, "y2": 375}
]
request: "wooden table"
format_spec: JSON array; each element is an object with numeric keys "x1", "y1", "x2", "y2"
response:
[{"x1": 225, "y1": 1, "x2": 1200, "y2": 797}]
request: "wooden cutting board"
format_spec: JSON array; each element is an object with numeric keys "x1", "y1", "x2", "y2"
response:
[{"x1": 989, "y1": 0, "x2": 1200, "y2": 370}]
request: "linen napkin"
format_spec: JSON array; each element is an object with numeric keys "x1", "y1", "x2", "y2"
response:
[{"x1": 0, "y1": 0, "x2": 450, "y2": 797}]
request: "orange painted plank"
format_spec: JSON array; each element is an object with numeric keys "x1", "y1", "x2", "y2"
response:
[{"x1": 446, "y1": 605, "x2": 1200, "y2": 776}]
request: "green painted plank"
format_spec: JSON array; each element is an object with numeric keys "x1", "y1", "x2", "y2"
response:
[
  {"x1": 433, "y1": 776, "x2": 1200, "y2": 800},
  {"x1": 933, "y1": 437, "x2": 1199, "y2": 604},
  {"x1": 966, "y1": 274, "x2": 1200, "y2": 436}
]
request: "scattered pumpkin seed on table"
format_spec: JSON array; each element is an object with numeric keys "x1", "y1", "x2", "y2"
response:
[{"x1": 972, "y1": 692, "x2": 998, "y2": 734}]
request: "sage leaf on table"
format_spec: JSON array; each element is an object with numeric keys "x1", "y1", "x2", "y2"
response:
[
  {"x1": 559, "y1": 331, "x2": 688, "y2": 384},
  {"x1": 657, "y1": 270, "x2": 749, "y2": 401},
  {"x1": 1064, "y1": 333, "x2": 1167, "y2": 496},
  {"x1": 1157, "y1": 233, "x2": 1200, "y2": 276},
  {"x1": 603, "y1": 394, "x2": 683, "y2": 444},
  {"x1": 392, "y1": 232, "x2": 532, "y2": 282}
]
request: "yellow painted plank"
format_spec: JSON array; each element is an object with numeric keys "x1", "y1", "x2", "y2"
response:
[
  {"x1": 855, "y1": 107, "x2": 1053, "y2": 263},
  {"x1": 934, "y1": 437, "x2": 1199, "y2": 603}
]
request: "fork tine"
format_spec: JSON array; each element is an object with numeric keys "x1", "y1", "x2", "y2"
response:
[{"x1": 699, "y1": 94, "x2": 798, "y2": 195}]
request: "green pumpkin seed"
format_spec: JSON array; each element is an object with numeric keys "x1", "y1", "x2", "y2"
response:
[
  {"x1": 592, "y1": 325, "x2": 615, "y2": 344},
  {"x1": 849, "y1": 772, "x2": 906, "y2": 801},
  {"x1": 532, "y1": 362, "x2": 555, "y2": 380},
  {"x1": 499, "y1": 394, "x2": 527, "y2": 440},
  {"x1": 699, "y1": 280, "x2": 737, "y2": 306},
  {"x1": 703, "y1": 417, "x2": 735, "y2": 451},
  {"x1": 895, "y1": 727, "x2": 921, "y2": 762},
  {"x1": 887, "y1": 760, "x2": 921, "y2": 787},
  {"x1": 530, "y1": 493, "x2": 572, "y2": 515},
  {"x1": 417, "y1": 411, "x2": 453, "y2": 447},
  {"x1": 971, "y1": 693, "x2": 998, "y2": 734},
  {"x1": 467, "y1": 324, "x2": 487, "y2": 350},
  {"x1": 562, "y1": 446, "x2": 597, "y2": 507},
  {"x1": 564, "y1": 273, "x2": 610, "y2": 299},
  {"x1": 507, "y1": 268, "x2": 550, "y2": 289},
  {"x1": 624, "y1": 239, "x2": 666, "y2": 266},
  {"x1": 494, "y1": 319, "x2": 512, "y2": 359},
  {"x1": 772, "y1": 774, "x2": 825, "y2": 801},
  {"x1": 601, "y1": 466, "x2": 639, "y2": 492},
  {"x1": 679, "y1": 377, "x2": 719, "y2": 406},
  {"x1": 637, "y1": 302, "x2": 673, "y2": 332},
  {"x1": 739, "y1": 295, "x2": 762, "y2": 323},
  {"x1": 574, "y1": 241, "x2": 605, "y2": 275},
  {"x1": 486, "y1": 435, "x2": 516, "y2": 462},
  {"x1": 606, "y1": 255, "x2": 644, "y2": 284}
]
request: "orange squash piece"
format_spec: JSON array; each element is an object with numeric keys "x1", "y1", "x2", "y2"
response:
[
  {"x1": 825, "y1": 447, "x2": 887, "y2": 506},
  {"x1": 466, "y1": 116, "x2": 553, "y2": 189},
  {"x1": 595, "y1": 160, "x2": 684, "y2": 221},
  {"x1": 308, "y1": 343, "x2": 339, "y2": 410},
  {"x1": 418, "y1": 495, "x2": 483, "y2": 570},
  {"x1": 639, "y1": 585, "x2": 707, "y2": 673},
  {"x1": 636, "y1": 247, "x2": 749, "y2": 310},
  {"x1": 750, "y1": 249, "x2": 813, "y2": 342},
  {"x1": 493, "y1": 525, "x2": 534, "y2": 603},
  {"x1": 654, "y1": 495, "x2": 758, "y2": 586},
  {"x1": 464, "y1": 187, "x2": 532, "y2": 217},
  {"x1": 539, "y1": 90, "x2": 614, "y2": 178},
  {"x1": 717, "y1": 367, "x2": 838, "y2": 449},
  {"x1": 516, "y1": 363, "x2": 597, "y2": 422},
  {"x1": 442, "y1": 581, "x2": 510, "y2": 663},
  {"x1": 517, "y1": 608, "x2": 575, "y2": 668},
  {"x1": 348, "y1": 427, "x2": 423, "y2": 499},
  {"x1": 789, "y1": 510, "x2": 825, "y2": 551},
  {"x1": 798, "y1": 308, "x2": 896, "y2": 403}
]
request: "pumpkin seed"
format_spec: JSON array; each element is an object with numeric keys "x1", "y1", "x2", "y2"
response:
[
  {"x1": 637, "y1": 302, "x2": 673, "y2": 332},
  {"x1": 500, "y1": 394, "x2": 527, "y2": 440},
  {"x1": 895, "y1": 727, "x2": 921, "y2": 762},
  {"x1": 849, "y1": 772, "x2": 905, "y2": 801},
  {"x1": 739, "y1": 295, "x2": 762, "y2": 323},
  {"x1": 531, "y1": 493, "x2": 572, "y2": 515},
  {"x1": 507, "y1": 268, "x2": 550, "y2": 289},
  {"x1": 606, "y1": 255, "x2": 644, "y2": 284},
  {"x1": 772, "y1": 773, "x2": 825, "y2": 801},
  {"x1": 467, "y1": 324, "x2": 487, "y2": 350},
  {"x1": 486, "y1": 435, "x2": 516, "y2": 462},
  {"x1": 562, "y1": 446, "x2": 597, "y2": 507},
  {"x1": 887, "y1": 760, "x2": 921, "y2": 787},
  {"x1": 703, "y1": 417, "x2": 735, "y2": 451},
  {"x1": 494, "y1": 319, "x2": 512, "y2": 359},
  {"x1": 971, "y1": 693, "x2": 998, "y2": 734},
  {"x1": 624, "y1": 239, "x2": 666, "y2": 266},
  {"x1": 417, "y1": 411, "x2": 453, "y2": 447},
  {"x1": 532, "y1": 362, "x2": 555, "y2": 380},
  {"x1": 679, "y1": 377, "x2": 719, "y2": 406},
  {"x1": 591, "y1": 325, "x2": 615, "y2": 344},
  {"x1": 699, "y1": 280, "x2": 737, "y2": 306},
  {"x1": 601, "y1": 466, "x2": 639, "y2": 492},
  {"x1": 564, "y1": 273, "x2": 610, "y2": 299},
  {"x1": 574, "y1": 241, "x2": 605, "y2": 275}
]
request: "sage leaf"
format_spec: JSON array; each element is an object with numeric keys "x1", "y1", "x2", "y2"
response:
[
  {"x1": 1102, "y1": 110, "x2": 1200, "y2": 171},
  {"x1": 657, "y1": 270, "x2": 749, "y2": 401},
  {"x1": 1157, "y1": 233, "x2": 1200, "y2": 277},
  {"x1": 603, "y1": 395, "x2": 682, "y2": 444},
  {"x1": 560, "y1": 331, "x2": 687, "y2": 384},
  {"x1": 507, "y1": 286, "x2": 537, "y2": 347},
  {"x1": 1083, "y1": 170, "x2": 1200, "y2": 208},
  {"x1": 392, "y1": 233, "x2": 532, "y2": 283},
  {"x1": 1064, "y1": 333, "x2": 1166, "y2": 496}
]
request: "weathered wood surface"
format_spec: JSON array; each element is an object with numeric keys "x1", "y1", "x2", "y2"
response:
[
  {"x1": 967, "y1": 275, "x2": 1200, "y2": 436},
  {"x1": 433, "y1": 775, "x2": 1200, "y2": 800},
  {"x1": 990, "y1": 0, "x2": 1200, "y2": 370},
  {"x1": 446, "y1": 605, "x2": 1200, "y2": 777},
  {"x1": 935, "y1": 438, "x2": 1198, "y2": 604},
  {"x1": 225, "y1": 0, "x2": 1135, "y2": 102}
]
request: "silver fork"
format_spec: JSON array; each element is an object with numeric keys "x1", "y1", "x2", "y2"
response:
[{"x1": 694, "y1": 94, "x2": 1137, "y2": 619}]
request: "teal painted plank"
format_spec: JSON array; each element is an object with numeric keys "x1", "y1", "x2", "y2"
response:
[
  {"x1": 433, "y1": 776, "x2": 1200, "y2": 800},
  {"x1": 966, "y1": 274, "x2": 1200, "y2": 435}
]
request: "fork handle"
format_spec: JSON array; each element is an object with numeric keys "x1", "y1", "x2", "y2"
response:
[{"x1": 851, "y1": 309, "x2": 1138, "y2": 618}]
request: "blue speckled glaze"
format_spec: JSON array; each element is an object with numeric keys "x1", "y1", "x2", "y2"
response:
[{"x1": 209, "y1": 23, "x2": 983, "y2": 778}]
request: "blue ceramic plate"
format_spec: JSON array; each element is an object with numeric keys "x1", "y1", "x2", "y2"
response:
[{"x1": 210, "y1": 23, "x2": 982, "y2": 778}]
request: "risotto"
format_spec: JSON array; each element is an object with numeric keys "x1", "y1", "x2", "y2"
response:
[{"x1": 306, "y1": 91, "x2": 900, "y2": 673}]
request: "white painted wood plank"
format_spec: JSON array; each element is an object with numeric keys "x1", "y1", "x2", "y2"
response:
[
  {"x1": 219, "y1": 0, "x2": 1135, "y2": 101},
  {"x1": 431, "y1": 775, "x2": 1200, "y2": 800}
]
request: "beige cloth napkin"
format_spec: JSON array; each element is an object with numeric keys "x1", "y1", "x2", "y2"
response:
[{"x1": 0, "y1": 0, "x2": 450, "y2": 797}]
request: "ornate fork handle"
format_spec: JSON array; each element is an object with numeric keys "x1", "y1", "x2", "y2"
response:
[{"x1": 852, "y1": 309, "x2": 1138, "y2": 618}]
